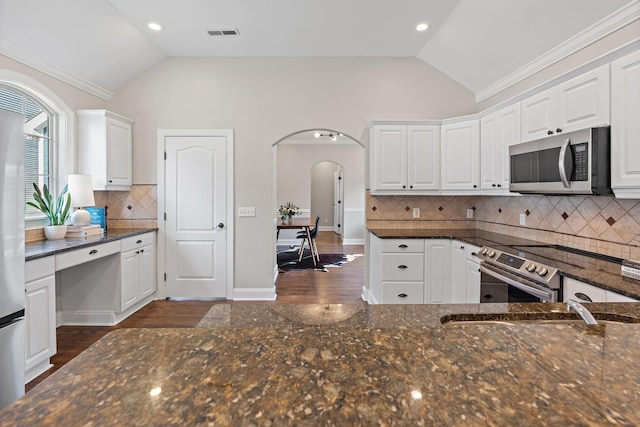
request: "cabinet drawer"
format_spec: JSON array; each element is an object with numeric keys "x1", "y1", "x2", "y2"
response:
[
  {"x1": 55, "y1": 241, "x2": 121, "y2": 271},
  {"x1": 381, "y1": 239, "x2": 424, "y2": 253},
  {"x1": 26, "y1": 256, "x2": 55, "y2": 282},
  {"x1": 121, "y1": 232, "x2": 156, "y2": 253},
  {"x1": 382, "y1": 282, "x2": 424, "y2": 304},
  {"x1": 382, "y1": 253, "x2": 424, "y2": 281}
]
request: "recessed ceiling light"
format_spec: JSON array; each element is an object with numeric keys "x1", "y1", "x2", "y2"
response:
[
  {"x1": 416, "y1": 23, "x2": 429, "y2": 32},
  {"x1": 148, "y1": 22, "x2": 162, "y2": 31}
]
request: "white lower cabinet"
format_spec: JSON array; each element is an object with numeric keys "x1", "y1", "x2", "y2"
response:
[
  {"x1": 368, "y1": 235, "x2": 481, "y2": 305},
  {"x1": 424, "y1": 240, "x2": 451, "y2": 303},
  {"x1": 451, "y1": 240, "x2": 481, "y2": 303},
  {"x1": 120, "y1": 233, "x2": 157, "y2": 312},
  {"x1": 25, "y1": 256, "x2": 56, "y2": 383},
  {"x1": 562, "y1": 277, "x2": 638, "y2": 303}
]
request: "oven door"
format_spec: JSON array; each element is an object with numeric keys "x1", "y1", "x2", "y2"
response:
[{"x1": 479, "y1": 263, "x2": 557, "y2": 303}]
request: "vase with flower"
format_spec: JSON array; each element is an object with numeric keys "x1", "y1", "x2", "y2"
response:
[{"x1": 278, "y1": 202, "x2": 300, "y2": 223}]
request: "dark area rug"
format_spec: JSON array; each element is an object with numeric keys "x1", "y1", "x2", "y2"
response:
[{"x1": 277, "y1": 246, "x2": 351, "y2": 272}]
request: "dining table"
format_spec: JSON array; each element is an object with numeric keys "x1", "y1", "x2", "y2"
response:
[{"x1": 276, "y1": 216, "x2": 318, "y2": 266}]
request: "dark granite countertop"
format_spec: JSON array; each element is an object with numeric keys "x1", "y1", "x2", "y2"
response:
[
  {"x1": 369, "y1": 228, "x2": 640, "y2": 300},
  {"x1": 2, "y1": 302, "x2": 640, "y2": 426},
  {"x1": 25, "y1": 228, "x2": 158, "y2": 261}
]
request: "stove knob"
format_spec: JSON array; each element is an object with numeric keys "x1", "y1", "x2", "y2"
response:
[
  {"x1": 481, "y1": 248, "x2": 488, "y2": 256},
  {"x1": 525, "y1": 263, "x2": 537, "y2": 272},
  {"x1": 487, "y1": 250, "x2": 496, "y2": 258},
  {"x1": 537, "y1": 267, "x2": 548, "y2": 277}
]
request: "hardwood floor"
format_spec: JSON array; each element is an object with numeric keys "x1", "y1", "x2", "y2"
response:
[{"x1": 26, "y1": 231, "x2": 364, "y2": 392}]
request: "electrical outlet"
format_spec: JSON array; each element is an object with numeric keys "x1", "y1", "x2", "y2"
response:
[
  {"x1": 413, "y1": 208, "x2": 420, "y2": 219},
  {"x1": 238, "y1": 207, "x2": 255, "y2": 217},
  {"x1": 466, "y1": 208, "x2": 474, "y2": 219},
  {"x1": 519, "y1": 213, "x2": 526, "y2": 225}
]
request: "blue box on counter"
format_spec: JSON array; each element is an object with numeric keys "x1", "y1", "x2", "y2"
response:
[{"x1": 85, "y1": 207, "x2": 106, "y2": 229}]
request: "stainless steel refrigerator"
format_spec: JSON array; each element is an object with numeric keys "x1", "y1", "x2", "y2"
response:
[{"x1": 0, "y1": 109, "x2": 25, "y2": 410}]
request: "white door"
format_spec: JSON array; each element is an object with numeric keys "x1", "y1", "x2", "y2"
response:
[
  {"x1": 164, "y1": 135, "x2": 228, "y2": 298},
  {"x1": 333, "y1": 167, "x2": 344, "y2": 235}
]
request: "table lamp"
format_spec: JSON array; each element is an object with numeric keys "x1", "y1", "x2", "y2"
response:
[{"x1": 68, "y1": 174, "x2": 96, "y2": 226}]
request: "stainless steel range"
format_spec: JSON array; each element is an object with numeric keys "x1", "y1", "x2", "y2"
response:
[{"x1": 476, "y1": 245, "x2": 561, "y2": 303}]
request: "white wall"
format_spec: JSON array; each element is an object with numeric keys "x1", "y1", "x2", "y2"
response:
[{"x1": 106, "y1": 57, "x2": 476, "y2": 292}]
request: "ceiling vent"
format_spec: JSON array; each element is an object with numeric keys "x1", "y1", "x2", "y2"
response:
[{"x1": 207, "y1": 29, "x2": 240, "y2": 36}]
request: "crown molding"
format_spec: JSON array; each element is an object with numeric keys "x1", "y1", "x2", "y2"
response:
[
  {"x1": 0, "y1": 38, "x2": 113, "y2": 101},
  {"x1": 475, "y1": 0, "x2": 640, "y2": 103}
]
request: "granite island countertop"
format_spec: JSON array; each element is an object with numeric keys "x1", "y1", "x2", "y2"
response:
[
  {"x1": 25, "y1": 227, "x2": 158, "y2": 261},
  {"x1": 369, "y1": 228, "x2": 640, "y2": 300},
  {"x1": 2, "y1": 302, "x2": 640, "y2": 426}
]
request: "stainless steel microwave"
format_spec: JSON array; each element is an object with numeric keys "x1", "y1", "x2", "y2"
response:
[{"x1": 509, "y1": 126, "x2": 611, "y2": 195}]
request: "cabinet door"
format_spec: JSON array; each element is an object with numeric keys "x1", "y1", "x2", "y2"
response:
[
  {"x1": 120, "y1": 250, "x2": 139, "y2": 311},
  {"x1": 441, "y1": 120, "x2": 480, "y2": 190},
  {"x1": 480, "y1": 113, "x2": 499, "y2": 190},
  {"x1": 606, "y1": 290, "x2": 638, "y2": 303},
  {"x1": 611, "y1": 50, "x2": 640, "y2": 193},
  {"x1": 407, "y1": 125, "x2": 440, "y2": 190},
  {"x1": 106, "y1": 117, "x2": 133, "y2": 187},
  {"x1": 562, "y1": 277, "x2": 606, "y2": 303},
  {"x1": 371, "y1": 125, "x2": 407, "y2": 191},
  {"x1": 498, "y1": 105, "x2": 520, "y2": 188},
  {"x1": 138, "y1": 244, "x2": 157, "y2": 298},
  {"x1": 466, "y1": 260, "x2": 481, "y2": 303},
  {"x1": 25, "y1": 275, "x2": 56, "y2": 372},
  {"x1": 556, "y1": 64, "x2": 609, "y2": 133},
  {"x1": 424, "y1": 240, "x2": 451, "y2": 303},
  {"x1": 521, "y1": 88, "x2": 555, "y2": 142},
  {"x1": 450, "y1": 242, "x2": 467, "y2": 303}
]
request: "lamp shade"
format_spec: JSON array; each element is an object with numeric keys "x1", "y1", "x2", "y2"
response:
[{"x1": 68, "y1": 174, "x2": 95, "y2": 208}]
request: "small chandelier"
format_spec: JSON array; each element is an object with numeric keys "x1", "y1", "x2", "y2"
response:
[{"x1": 314, "y1": 131, "x2": 342, "y2": 141}]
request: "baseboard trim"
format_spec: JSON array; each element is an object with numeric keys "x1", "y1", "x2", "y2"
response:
[
  {"x1": 343, "y1": 238, "x2": 365, "y2": 245},
  {"x1": 60, "y1": 295, "x2": 155, "y2": 326},
  {"x1": 232, "y1": 287, "x2": 277, "y2": 301},
  {"x1": 361, "y1": 286, "x2": 378, "y2": 304}
]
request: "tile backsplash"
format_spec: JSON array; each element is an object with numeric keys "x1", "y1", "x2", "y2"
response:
[
  {"x1": 94, "y1": 185, "x2": 158, "y2": 229},
  {"x1": 367, "y1": 192, "x2": 640, "y2": 261}
]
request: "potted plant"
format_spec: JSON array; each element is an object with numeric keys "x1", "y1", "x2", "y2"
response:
[
  {"x1": 26, "y1": 183, "x2": 71, "y2": 240},
  {"x1": 278, "y1": 202, "x2": 300, "y2": 223}
]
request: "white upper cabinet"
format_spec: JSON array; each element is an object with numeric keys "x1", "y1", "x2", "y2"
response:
[
  {"x1": 369, "y1": 124, "x2": 440, "y2": 194},
  {"x1": 407, "y1": 125, "x2": 441, "y2": 191},
  {"x1": 480, "y1": 104, "x2": 520, "y2": 192},
  {"x1": 77, "y1": 110, "x2": 134, "y2": 191},
  {"x1": 521, "y1": 64, "x2": 610, "y2": 142},
  {"x1": 441, "y1": 119, "x2": 480, "y2": 191},
  {"x1": 611, "y1": 49, "x2": 640, "y2": 198}
]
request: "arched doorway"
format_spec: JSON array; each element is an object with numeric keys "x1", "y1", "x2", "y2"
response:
[{"x1": 273, "y1": 129, "x2": 365, "y2": 246}]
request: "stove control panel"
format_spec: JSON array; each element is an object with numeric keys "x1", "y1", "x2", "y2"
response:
[{"x1": 476, "y1": 246, "x2": 560, "y2": 289}]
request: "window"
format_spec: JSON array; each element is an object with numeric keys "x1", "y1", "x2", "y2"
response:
[{"x1": 0, "y1": 85, "x2": 51, "y2": 219}]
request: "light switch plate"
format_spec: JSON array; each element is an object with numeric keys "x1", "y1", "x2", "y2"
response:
[
  {"x1": 412, "y1": 208, "x2": 420, "y2": 219},
  {"x1": 238, "y1": 207, "x2": 256, "y2": 217},
  {"x1": 466, "y1": 209, "x2": 474, "y2": 219},
  {"x1": 519, "y1": 213, "x2": 526, "y2": 225}
]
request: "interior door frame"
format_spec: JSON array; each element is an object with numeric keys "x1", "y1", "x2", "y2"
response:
[{"x1": 157, "y1": 129, "x2": 234, "y2": 299}]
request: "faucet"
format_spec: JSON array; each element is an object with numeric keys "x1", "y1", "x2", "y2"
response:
[{"x1": 567, "y1": 299, "x2": 598, "y2": 325}]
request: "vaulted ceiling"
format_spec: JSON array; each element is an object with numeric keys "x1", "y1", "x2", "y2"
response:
[{"x1": 0, "y1": 0, "x2": 635, "y2": 100}]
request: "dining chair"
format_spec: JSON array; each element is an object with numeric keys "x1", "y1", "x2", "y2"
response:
[{"x1": 297, "y1": 215, "x2": 320, "y2": 262}]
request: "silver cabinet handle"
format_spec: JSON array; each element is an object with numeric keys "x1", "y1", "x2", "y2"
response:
[{"x1": 558, "y1": 138, "x2": 573, "y2": 188}]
